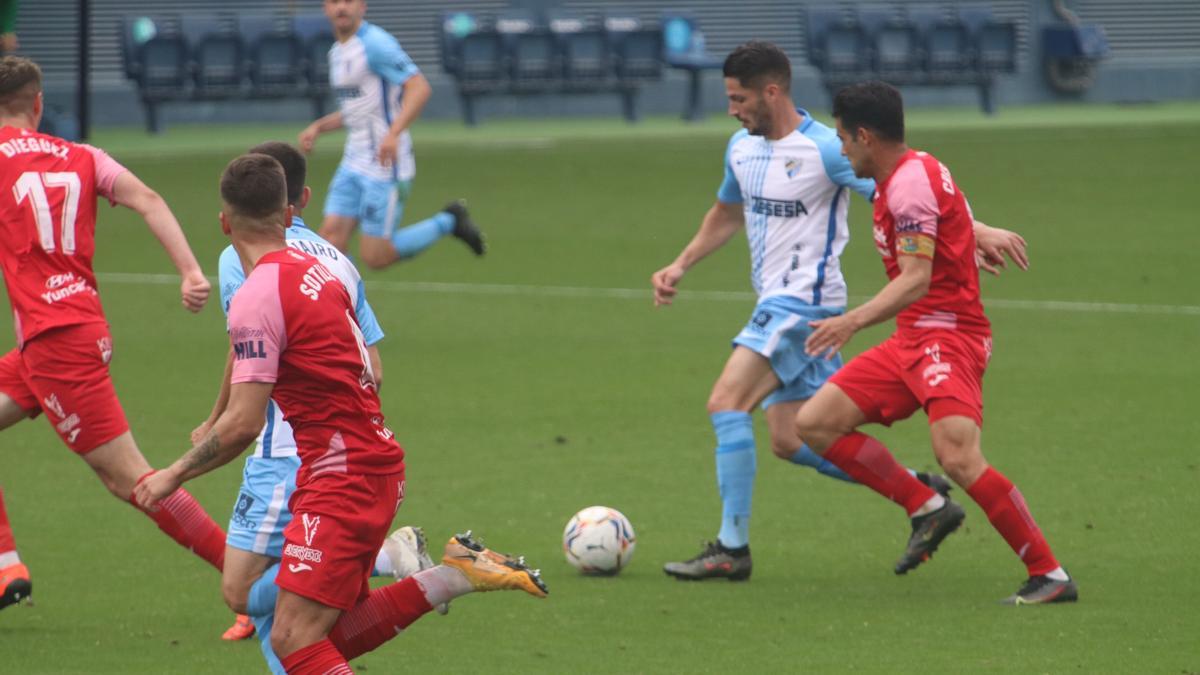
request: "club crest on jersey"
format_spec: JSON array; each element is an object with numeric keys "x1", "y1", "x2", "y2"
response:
[
  {"x1": 302, "y1": 513, "x2": 321, "y2": 547},
  {"x1": 783, "y1": 157, "x2": 803, "y2": 179}
]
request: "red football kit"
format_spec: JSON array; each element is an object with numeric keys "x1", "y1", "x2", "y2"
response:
[
  {"x1": 228, "y1": 248, "x2": 404, "y2": 610},
  {"x1": 0, "y1": 126, "x2": 131, "y2": 452},
  {"x1": 831, "y1": 149, "x2": 992, "y2": 426}
]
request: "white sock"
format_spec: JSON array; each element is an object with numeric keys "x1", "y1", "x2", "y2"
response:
[
  {"x1": 413, "y1": 565, "x2": 474, "y2": 607},
  {"x1": 0, "y1": 551, "x2": 19, "y2": 568},
  {"x1": 373, "y1": 548, "x2": 395, "y2": 577},
  {"x1": 1044, "y1": 566, "x2": 1069, "y2": 581},
  {"x1": 912, "y1": 494, "x2": 946, "y2": 517}
]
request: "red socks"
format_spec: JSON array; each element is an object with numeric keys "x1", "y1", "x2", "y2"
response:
[
  {"x1": 823, "y1": 432, "x2": 936, "y2": 516},
  {"x1": 129, "y1": 472, "x2": 226, "y2": 571},
  {"x1": 0, "y1": 488, "x2": 15, "y2": 556},
  {"x1": 329, "y1": 576, "x2": 433, "y2": 660},
  {"x1": 281, "y1": 638, "x2": 353, "y2": 675},
  {"x1": 966, "y1": 467, "x2": 1059, "y2": 576}
]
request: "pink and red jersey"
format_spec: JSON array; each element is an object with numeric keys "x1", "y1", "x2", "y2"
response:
[
  {"x1": 228, "y1": 248, "x2": 403, "y2": 485},
  {"x1": 872, "y1": 149, "x2": 990, "y2": 336},
  {"x1": 0, "y1": 126, "x2": 128, "y2": 348}
]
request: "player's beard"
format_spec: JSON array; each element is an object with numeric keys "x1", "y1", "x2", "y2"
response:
[{"x1": 749, "y1": 102, "x2": 772, "y2": 137}]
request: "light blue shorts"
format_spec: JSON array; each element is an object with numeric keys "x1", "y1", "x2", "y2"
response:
[
  {"x1": 324, "y1": 166, "x2": 412, "y2": 239},
  {"x1": 226, "y1": 455, "x2": 301, "y2": 557},
  {"x1": 731, "y1": 296, "x2": 845, "y2": 409}
]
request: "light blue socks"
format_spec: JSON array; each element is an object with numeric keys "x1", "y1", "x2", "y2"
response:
[
  {"x1": 712, "y1": 411, "x2": 756, "y2": 549},
  {"x1": 390, "y1": 212, "x2": 454, "y2": 258},
  {"x1": 247, "y1": 564, "x2": 285, "y2": 675},
  {"x1": 789, "y1": 444, "x2": 855, "y2": 482}
]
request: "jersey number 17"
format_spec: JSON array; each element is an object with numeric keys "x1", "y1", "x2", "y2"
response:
[{"x1": 13, "y1": 170, "x2": 81, "y2": 255}]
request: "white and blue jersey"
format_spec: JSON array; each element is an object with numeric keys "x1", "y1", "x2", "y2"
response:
[
  {"x1": 218, "y1": 216, "x2": 384, "y2": 460},
  {"x1": 718, "y1": 109, "x2": 876, "y2": 306},
  {"x1": 330, "y1": 21, "x2": 420, "y2": 182},
  {"x1": 720, "y1": 111, "x2": 875, "y2": 406}
]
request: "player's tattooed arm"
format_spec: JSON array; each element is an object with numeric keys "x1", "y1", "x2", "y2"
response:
[{"x1": 180, "y1": 430, "x2": 223, "y2": 475}]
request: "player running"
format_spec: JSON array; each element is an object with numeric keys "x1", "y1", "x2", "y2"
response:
[
  {"x1": 298, "y1": 0, "x2": 485, "y2": 270},
  {"x1": 652, "y1": 42, "x2": 1028, "y2": 581},
  {"x1": 193, "y1": 141, "x2": 445, "y2": 668},
  {"x1": 0, "y1": 56, "x2": 231, "y2": 609},
  {"x1": 136, "y1": 154, "x2": 545, "y2": 673},
  {"x1": 796, "y1": 81, "x2": 1076, "y2": 604}
]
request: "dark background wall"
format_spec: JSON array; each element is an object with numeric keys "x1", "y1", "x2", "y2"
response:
[{"x1": 14, "y1": 0, "x2": 1200, "y2": 127}]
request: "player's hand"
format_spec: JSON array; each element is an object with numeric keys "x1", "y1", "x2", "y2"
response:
[
  {"x1": 805, "y1": 315, "x2": 858, "y2": 360},
  {"x1": 377, "y1": 134, "x2": 399, "y2": 167},
  {"x1": 181, "y1": 271, "x2": 211, "y2": 312},
  {"x1": 974, "y1": 225, "x2": 1028, "y2": 276},
  {"x1": 651, "y1": 263, "x2": 686, "y2": 307},
  {"x1": 133, "y1": 468, "x2": 182, "y2": 511},
  {"x1": 298, "y1": 125, "x2": 319, "y2": 154},
  {"x1": 190, "y1": 420, "x2": 214, "y2": 446}
]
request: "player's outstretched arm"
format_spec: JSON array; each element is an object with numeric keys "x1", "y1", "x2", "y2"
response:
[
  {"x1": 298, "y1": 111, "x2": 344, "y2": 154},
  {"x1": 973, "y1": 221, "x2": 1029, "y2": 276},
  {"x1": 806, "y1": 254, "x2": 932, "y2": 359},
  {"x1": 135, "y1": 382, "x2": 273, "y2": 510},
  {"x1": 652, "y1": 201, "x2": 744, "y2": 307},
  {"x1": 110, "y1": 172, "x2": 210, "y2": 312},
  {"x1": 192, "y1": 347, "x2": 235, "y2": 445}
]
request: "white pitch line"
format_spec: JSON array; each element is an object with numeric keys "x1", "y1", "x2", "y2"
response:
[{"x1": 94, "y1": 272, "x2": 1200, "y2": 317}]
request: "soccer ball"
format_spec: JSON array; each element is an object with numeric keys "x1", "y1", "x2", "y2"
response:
[{"x1": 562, "y1": 506, "x2": 636, "y2": 575}]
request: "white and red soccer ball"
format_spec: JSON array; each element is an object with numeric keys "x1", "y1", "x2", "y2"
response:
[{"x1": 562, "y1": 506, "x2": 636, "y2": 575}]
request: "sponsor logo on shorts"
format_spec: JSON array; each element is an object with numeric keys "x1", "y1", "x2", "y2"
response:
[
  {"x1": 283, "y1": 543, "x2": 323, "y2": 563},
  {"x1": 56, "y1": 413, "x2": 82, "y2": 444},
  {"x1": 231, "y1": 493, "x2": 258, "y2": 530},
  {"x1": 97, "y1": 337, "x2": 112, "y2": 364},
  {"x1": 922, "y1": 343, "x2": 951, "y2": 387},
  {"x1": 288, "y1": 563, "x2": 313, "y2": 573},
  {"x1": 42, "y1": 393, "x2": 65, "y2": 419},
  {"x1": 302, "y1": 513, "x2": 321, "y2": 546}
]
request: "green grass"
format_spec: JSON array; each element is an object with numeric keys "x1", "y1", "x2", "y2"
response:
[{"x1": 2, "y1": 105, "x2": 1199, "y2": 673}]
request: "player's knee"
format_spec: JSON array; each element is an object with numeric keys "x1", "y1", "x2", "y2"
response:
[
  {"x1": 269, "y1": 627, "x2": 295, "y2": 660},
  {"x1": 793, "y1": 408, "x2": 827, "y2": 447},
  {"x1": 931, "y1": 430, "x2": 985, "y2": 485},
  {"x1": 769, "y1": 438, "x2": 796, "y2": 461},
  {"x1": 221, "y1": 577, "x2": 249, "y2": 615},
  {"x1": 706, "y1": 388, "x2": 752, "y2": 415},
  {"x1": 359, "y1": 245, "x2": 394, "y2": 270}
]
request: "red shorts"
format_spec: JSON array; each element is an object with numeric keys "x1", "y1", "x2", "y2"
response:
[
  {"x1": 829, "y1": 329, "x2": 991, "y2": 427},
  {"x1": 276, "y1": 471, "x2": 405, "y2": 611},
  {"x1": 0, "y1": 323, "x2": 130, "y2": 453}
]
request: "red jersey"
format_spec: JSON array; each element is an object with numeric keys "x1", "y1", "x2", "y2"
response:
[
  {"x1": 0, "y1": 127, "x2": 128, "y2": 348},
  {"x1": 872, "y1": 149, "x2": 990, "y2": 336},
  {"x1": 228, "y1": 248, "x2": 403, "y2": 485}
]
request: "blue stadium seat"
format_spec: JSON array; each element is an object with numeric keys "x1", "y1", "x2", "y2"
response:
[
  {"x1": 181, "y1": 15, "x2": 242, "y2": 96},
  {"x1": 120, "y1": 15, "x2": 187, "y2": 133},
  {"x1": 548, "y1": 10, "x2": 608, "y2": 84},
  {"x1": 805, "y1": 7, "x2": 847, "y2": 69},
  {"x1": 239, "y1": 15, "x2": 301, "y2": 96},
  {"x1": 292, "y1": 14, "x2": 334, "y2": 99},
  {"x1": 661, "y1": 13, "x2": 722, "y2": 121},
  {"x1": 856, "y1": 5, "x2": 920, "y2": 80},
  {"x1": 957, "y1": 5, "x2": 1017, "y2": 73},
  {"x1": 496, "y1": 9, "x2": 557, "y2": 90},
  {"x1": 606, "y1": 13, "x2": 660, "y2": 81},
  {"x1": 907, "y1": 6, "x2": 971, "y2": 81}
]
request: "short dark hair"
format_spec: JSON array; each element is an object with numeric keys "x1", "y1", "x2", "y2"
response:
[
  {"x1": 248, "y1": 141, "x2": 306, "y2": 206},
  {"x1": 0, "y1": 56, "x2": 42, "y2": 116},
  {"x1": 220, "y1": 154, "x2": 287, "y2": 225},
  {"x1": 832, "y1": 81, "x2": 905, "y2": 142},
  {"x1": 723, "y1": 41, "x2": 791, "y2": 91}
]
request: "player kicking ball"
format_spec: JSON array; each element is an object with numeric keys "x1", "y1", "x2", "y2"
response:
[
  {"x1": 796, "y1": 81, "x2": 1077, "y2": 604},
  {"x1": 299, "y1": 0, "x2": 485, "y2": 270},
  {"x1": 136, "y1": 154, "x2": 544, "y2": 674}
]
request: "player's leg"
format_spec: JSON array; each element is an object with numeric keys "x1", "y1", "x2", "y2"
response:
[
  {"x1": 358, "y1": 178, "x2": 485, "y2": 270},
  {"x1": 929, "y1": 410, "x2": 1075, "y2": 604},
  {"x1": 318, "y1": 165, "x2": 364, "y2": 254},
  {"x1": 795, "y1": 345, "x2": 964, "y2": 574},
  {"x1": 0, "y1": 486, "x2": 32, "y2": 610},
  {"x1": 271, "y1": 589, "x2": 347, "y2": 674},
  {"x1": 0, "y1": 353, "x2": 45, "y2": 609}
]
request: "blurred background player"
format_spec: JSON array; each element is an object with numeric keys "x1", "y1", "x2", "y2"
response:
[
  {"x1": 193, "y1": 141, "x2": 445, "y2": 670},
  {"x1": 0, "y1": 0, "x2": 16, "y2": 54},
  {"x1": 298, "y1": 0, "x2": 485, "y2": 270},
  {"x1": 136, "y1": 153, "x2": 546, "y2": 673},
  {"x1": 652, "y1": 42, "x2": 1028, "y2": 581},
  {"x1": 797, "y1": 81, "x2": 1076, "y2": 604},
  {"x1": 0, "y1": 56, "x2": 229, "y2": 610}
]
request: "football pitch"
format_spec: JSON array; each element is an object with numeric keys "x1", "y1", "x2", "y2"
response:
[{"x1": 1, "y1": 102, "x2": 1198, "y2": 673}]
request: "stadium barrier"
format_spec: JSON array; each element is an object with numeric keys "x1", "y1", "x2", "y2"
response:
[
  {"x1": 805, "y1": 3, "x2": 1017, "y2": 114},
  {"x1": 120, "y1": 14, "x2": 333, "y2": 133}
]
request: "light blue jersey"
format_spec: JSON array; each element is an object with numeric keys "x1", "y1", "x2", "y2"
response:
[
  {"x1": 718, "y1": 109, "x2": 876, "y2": 306},
  {"x1": 218, "y1": 216, "x2": 384, "y2": 459},
  {"x1": 330, "y1": 21, "x2": 420, "y2": 181}
]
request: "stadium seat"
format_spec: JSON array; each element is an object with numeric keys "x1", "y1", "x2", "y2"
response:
[
  {"x1": 239, "y1": 14, "x2": 302, "y2": 96},
  {"x1": 805, "y1": 6, "x2": 846, "y2": 70},
  {"x1": 856, "y1": 4, "x2": 920, "y2": 81},
  {"x1": 181, "y1": 15, "x2": 242, "y2": 97},
  {"x1": 439, "y1": 11, "x2": 504, "y2": 125},
  {"x1": 292, "y1": 14, "x2": 334, "y2": 115},
  {"x1": 497, "y1": 9, "x2": 557, "y2": 91},
  {"x1": 660, "y1": 13, "x2": 723, "y2": 121},
  {"x1": 548, "y1": 10, "x2": 608, "y2": 85},
  {"x1": 604, "y1": 13, "x2": 661, "y2": 122},
  {"x1": 120, "y1": 15, "x2": 187, "y2": 133},
  {"x1": 957, "y1": 4, "x2": 1017, "y2": 73}
]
